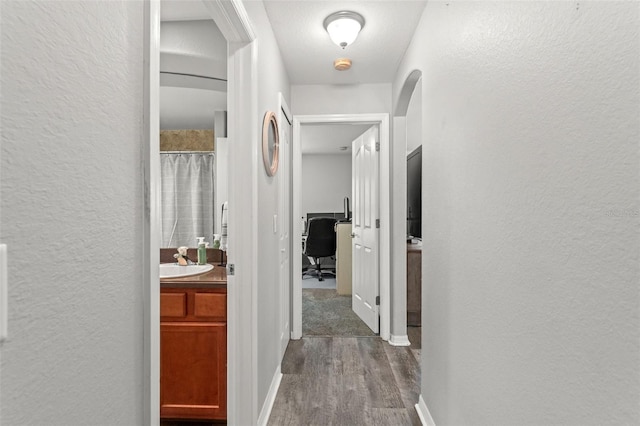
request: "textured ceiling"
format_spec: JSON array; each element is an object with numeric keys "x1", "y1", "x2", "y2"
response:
[
  {"x1": 161, "y1": 0, "x2": 210, "y2": 21},
  {"x1": 161, "y1": 0, "x2": 427, "y2": 85},
  {"x1": 263, "y1": 0, "x2": 427, "y2": 85},
  {"x1": 159, "y1": 1, "x2": 427, "y2": 135},
  {"x1": 301, "y1": 124, "x2": 372, "y2": 154}
]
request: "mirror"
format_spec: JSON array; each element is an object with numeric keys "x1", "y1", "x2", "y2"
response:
[
  {"x1": 159, "y1": 16, "x2": 228, "y2": 248},
  {"x1": 262, "y1": 111, "x2": 280, "y2": 176}
]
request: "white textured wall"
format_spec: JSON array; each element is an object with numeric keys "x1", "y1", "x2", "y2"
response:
[
  {"x1": 1, "y1": 1, "x2": 144, "y2": 425},
  {"x1": 405, "y1": 78, "x2": 422, "y2": 155},
  {"x1": 301, "y1": 154, "x2": 352, "y2": 219},
  {"x1": 394, "y1": 1, "x2": 639, "y2": 424},
  {"x1": 243, "y1": 0, "x2": 291, "y2": 416},
  {"x1": 292, "y1": 83, "x2": 391, "y2": 115}
]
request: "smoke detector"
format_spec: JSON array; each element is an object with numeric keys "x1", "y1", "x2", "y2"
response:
[{"x1": 334, "y1": 58, "x2": 352, "y2": 71}]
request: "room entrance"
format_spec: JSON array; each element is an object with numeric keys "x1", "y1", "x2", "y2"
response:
[
  {"x1": 292, "y1": 114, "x2": 391, "y2": 341},
  {"x1": 299, "y1": 124, "x2": 379, "y2": 337}
]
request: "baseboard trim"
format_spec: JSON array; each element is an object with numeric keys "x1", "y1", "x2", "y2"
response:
[
  {"x1": 257, "y1": 365, "x2": 283, "y2": 426},
  {"x1": 415, "y1": 394, "x2": 436, "y2": 426},
  {"x1": 389, "y1": 334, "x2": 411, "y2": 346}
]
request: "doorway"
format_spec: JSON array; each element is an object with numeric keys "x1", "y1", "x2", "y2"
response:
[
  {"x1": 392, "y1": 68, "x2": 423, "y2": 417},
  {"x1": 298, "y1": 123, "x2": 374, "y2": 337},
  {"x1": 291, "y1": 114, "x2": 391, "y2": 341},
  {"x1": 143, "y1": 1, "x2": 256, "y2": 425}
]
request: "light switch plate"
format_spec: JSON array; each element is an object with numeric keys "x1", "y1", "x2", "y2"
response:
[{"x1": 0, "y1": 244, "x2": 7, "y2": 342}]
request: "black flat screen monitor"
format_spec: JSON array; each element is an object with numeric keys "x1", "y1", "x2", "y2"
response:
[{"x1": 407, "y1": 146, "x2": 422, "y2": 239}]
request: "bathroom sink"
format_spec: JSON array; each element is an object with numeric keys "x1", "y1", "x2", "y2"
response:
[{"x1": 159, "y1": 263, "x2": 214, "y2": 279}]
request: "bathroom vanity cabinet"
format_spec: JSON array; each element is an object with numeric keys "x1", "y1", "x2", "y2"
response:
[{"x1": 160, "y1": 266, "x2": 227, "y2": 421}]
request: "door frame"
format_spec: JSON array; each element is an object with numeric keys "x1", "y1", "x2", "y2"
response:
[
  {"x1": 277, "y1": 93, "x2": 292, "y2": 359},
  {"x1": 390, "y1": 69, "x2": 423, "y2": 347},
  {"x1": 291, "y1": 114, "x2": 390, "y2": 341},
  {"x1": 143, "y1": 1, "x2": 257, "y2": 424}
]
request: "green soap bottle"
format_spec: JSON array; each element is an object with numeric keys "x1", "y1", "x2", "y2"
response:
[{"x1": 197, "y1": 237, "x2": 207, "y2": 265}]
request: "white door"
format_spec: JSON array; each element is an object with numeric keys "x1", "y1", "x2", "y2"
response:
[
  {"x1": 352, "y1": 126, "x2": 379, "y2": 333},
  {"x1": 278, "y1": 105, "x2": 292, "y2": 356}
]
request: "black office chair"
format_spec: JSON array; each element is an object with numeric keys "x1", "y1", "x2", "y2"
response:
[{"x1": 303, "y1": 217, "x2": 337, "y2": 281}]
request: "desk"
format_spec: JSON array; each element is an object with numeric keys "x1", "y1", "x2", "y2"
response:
[
  {"x1": 336, "y1": 223, "x2": 352, "y2": 295},
  {"x1": 407, "y1": 243, "x2": 422, "y2": 326}
]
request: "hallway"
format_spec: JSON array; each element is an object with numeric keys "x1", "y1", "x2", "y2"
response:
[{"x1": 268, "y1": 329, "x2": 422, "y2": 425}]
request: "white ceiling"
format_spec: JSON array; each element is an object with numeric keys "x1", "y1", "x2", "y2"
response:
[
  {"x1": 159, "y1": 1, "x2": 425, "y2": 148},
  {"x1": 302, "y1": 124, "x2": 373, "y2": 155},
  {"x1": 161, "y1": 0, "x2": 210, "y2": 22},
  {"x1": 263, "y1": 0, "x2": 427, "y2": 85},
  {"x1": 162, "y1": 0, "x2": 427, "y2": 85}
]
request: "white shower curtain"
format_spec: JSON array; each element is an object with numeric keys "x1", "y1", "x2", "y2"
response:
[{"x1": 160, "y1": 153, "x2": 215, "y2": 248}]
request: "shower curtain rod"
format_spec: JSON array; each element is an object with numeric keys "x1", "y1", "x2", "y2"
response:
[
  {"x1": 160, "y1": 71, "x2": 227, "y2": 82},
  {"x1": 160, "y1": 151, "x2": 214, "y2": 155}
]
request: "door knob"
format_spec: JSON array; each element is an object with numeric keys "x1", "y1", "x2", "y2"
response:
[{"x1": 351, "y1": 233, "x2": 356, "y2": 238}]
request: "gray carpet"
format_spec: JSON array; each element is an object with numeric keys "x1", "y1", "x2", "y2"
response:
[
  {"x1": 302, "y1": 288, "x2": 376, "y2": 337},
  {"x1": 301, "y1": 276, "x2": 336, "y2": 289}
]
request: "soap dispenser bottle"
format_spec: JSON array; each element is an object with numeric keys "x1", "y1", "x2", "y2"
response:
[{"x1": 197, "y1": 237, "x2": 207, "y2": 265}]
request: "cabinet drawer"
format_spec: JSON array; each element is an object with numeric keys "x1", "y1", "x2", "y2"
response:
[
  {"x1": 161, "y1": 292, "x2": 187, "y2": 318},
  {"x1": 194, "y1": 293, "x2": 226, "y2": 319}
]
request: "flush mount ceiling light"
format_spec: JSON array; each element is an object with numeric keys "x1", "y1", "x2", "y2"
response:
[{"x1": 323, "y1": 11, "x2": 365, "y2": 49}]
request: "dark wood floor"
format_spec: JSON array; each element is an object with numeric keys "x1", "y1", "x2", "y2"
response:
[{"x1": 268, "y1": 329, "x2": 422, "y2": 425}]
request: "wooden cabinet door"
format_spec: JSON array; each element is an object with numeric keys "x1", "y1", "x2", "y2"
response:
[{"x1": 160, "y1": 322, "x2": 227, "y2": 420}]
